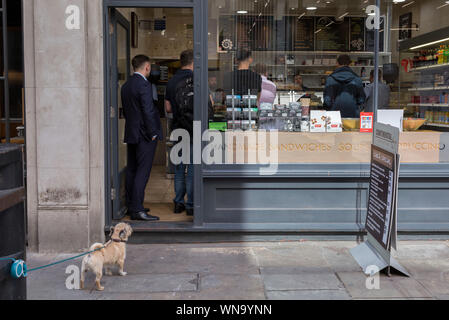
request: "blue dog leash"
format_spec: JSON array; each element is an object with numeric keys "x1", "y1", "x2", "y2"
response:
[{"x1": 0, "y1": 246, "x2": 105, "y2": 279}]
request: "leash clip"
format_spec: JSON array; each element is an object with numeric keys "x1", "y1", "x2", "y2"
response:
[{"x1": 10, "y1": 259, "x2": 27, "y2": 279}]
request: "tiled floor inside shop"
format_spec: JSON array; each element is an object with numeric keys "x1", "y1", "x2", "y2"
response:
[{"x1": 134, "y1": 165, "x2": 193, "y2": 223}]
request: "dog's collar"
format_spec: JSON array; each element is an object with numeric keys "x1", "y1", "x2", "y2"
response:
[{"x1": 111, "y1": 238, "x2": 127, "y2": 243}]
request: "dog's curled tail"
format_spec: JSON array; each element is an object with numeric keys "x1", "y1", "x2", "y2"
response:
[{"x1": 88, "y1": 243, "x2": 105, "y2": 255}]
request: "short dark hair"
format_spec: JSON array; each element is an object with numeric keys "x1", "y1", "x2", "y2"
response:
[
  {"x1": 180, "y1": 49, "x2": 194, "y2": 67},
  {"x1": 132, "y1": 55, "x2": 151, "y2": 71},
  {"x1": 254, "y1": 63, "x2": 267, "y2": 75},
  {"x1": 370, "y1": 69, "x2": 382, "y2": 80},
  {"x1": 337, "y1": 54, "x2": 351, "y2": 66},
  {"x1": 236, "y1": 48, "x2": 252, "y2": 63}
]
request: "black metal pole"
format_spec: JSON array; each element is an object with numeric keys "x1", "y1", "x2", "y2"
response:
[{"x1": 2, "y1": 0, "x2": 10, "y2": 143}]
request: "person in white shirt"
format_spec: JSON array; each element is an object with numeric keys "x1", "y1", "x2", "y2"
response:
[{"x1": 254, "y1": 63, "x2": 277, "y2": 105}]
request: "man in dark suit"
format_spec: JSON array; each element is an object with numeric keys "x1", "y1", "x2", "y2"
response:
[{"x1": 121, "y1": 55, "x2": 162, "y2": 221}]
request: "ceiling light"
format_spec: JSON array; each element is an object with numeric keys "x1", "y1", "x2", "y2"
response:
[
  {"x1": 237, "y1": 10, "x2": 248, "y2": 14},
  {"x1": 306, "y1": 6, "x2": 317, "y2": 10},
  {"x1": 338, "y1": 12, "x2": 349, "y2": 19},
  {"x1": 410, "y1": 37, "x2": 449, "y2": 50},
  {"x1": 393, "y1": 0, "x2": 406, "y2": 3},
  {"x1": 402, "y1": 1, "x2": 415, "y2": 8}
]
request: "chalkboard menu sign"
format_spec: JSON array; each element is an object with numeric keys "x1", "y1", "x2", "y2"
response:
[
  {"x1": 218, "y1": 14, "x2": 381, "y2": 52},
  {"x1": 366, "y1": 145, "x2": 398, "y2": 250},
  {"x1": 350, "y1": 18, "x2": 365, "y2": 51},
  {"x1": 293, "y1": 17, "x2": 314, "y2": 51},
  {"x1": 365, "y1": 16, "x2": 385, "y2": 52},
  {"x1": 399, "y1": 12, "x2": 412, "y2": 41},
  {"x1": 315, "y1": 17, "x2": 349, "y2": 51}
]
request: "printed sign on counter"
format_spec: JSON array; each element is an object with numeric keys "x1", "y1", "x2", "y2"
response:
[{"x1": 360, "y1": 112, "x2": 374, "y2": 133}]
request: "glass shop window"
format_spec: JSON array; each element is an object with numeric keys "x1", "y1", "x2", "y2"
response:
[{"x1": 206, "y1": 0, "x2": 449, "y2": 166}]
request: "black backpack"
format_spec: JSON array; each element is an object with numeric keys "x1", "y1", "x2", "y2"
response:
[{"x1": 174, "y1": 75, "x2": 194, "y2": 135}]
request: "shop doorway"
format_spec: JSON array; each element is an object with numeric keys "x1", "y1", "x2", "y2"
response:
[{"x1": 105, "y1": 3, "x2": 197, "y2": 226}]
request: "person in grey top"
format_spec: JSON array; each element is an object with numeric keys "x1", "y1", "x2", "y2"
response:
[{"x1": 364, "y1": 70, "x2": 391, "y2": 112}]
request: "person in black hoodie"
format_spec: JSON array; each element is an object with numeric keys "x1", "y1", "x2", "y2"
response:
[{"x1": 323, "y1": 55, "x2": 366, "y2": 118}]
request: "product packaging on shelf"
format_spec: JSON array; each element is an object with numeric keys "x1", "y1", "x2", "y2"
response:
[
  {"x1": 226, "y1": 95, "x2": 242, "y2": 107},
  {"x1": 310, "y1": 110, "x2": 327, "y2": 132},
  {"x1": 326, "y1": 111, "x2": 342, "y2": 133},
  {"x1": 301, "y1": 120, "x2": 310, "y2": 132}
]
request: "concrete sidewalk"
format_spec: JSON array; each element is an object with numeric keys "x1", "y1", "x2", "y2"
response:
[{"x1": 27, "y1": 241, "x2": 449, "y2": 300}]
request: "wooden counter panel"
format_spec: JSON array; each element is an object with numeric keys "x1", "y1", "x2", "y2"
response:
[{"x1": 222, "y1": 131, "x2": 443, "y2": 164}]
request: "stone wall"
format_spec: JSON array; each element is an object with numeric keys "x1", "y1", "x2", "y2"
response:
[{"x1": 23, "y1": 0, "x2": 105, "y2": 252}]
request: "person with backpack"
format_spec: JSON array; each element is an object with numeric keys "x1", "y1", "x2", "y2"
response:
[
  {"x1": 323, "y1": 54, "x2": 366, "y2": 118},
  {"x1": 165, "y1": 50, "x2": 195, "y2": 216}
]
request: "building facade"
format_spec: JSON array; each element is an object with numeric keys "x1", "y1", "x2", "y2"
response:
[{"x1": 20, "y1": 0, "x2": 449, "y2": 252}]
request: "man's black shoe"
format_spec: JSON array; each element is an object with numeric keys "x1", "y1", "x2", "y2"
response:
[
  {"x1": 186, "y1": 208, "x2": 194, "y2": 216},
  {"x1": 144, "y1": 208, "x2": 150, "y2": 213},
  {"x1": 130, "y1": 211, "x2": 159, "y2": 221},
  {"x1": 174, "y1": 202, "x2": 186, "y2": 214}
]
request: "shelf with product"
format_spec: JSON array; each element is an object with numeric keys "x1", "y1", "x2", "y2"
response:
[
  {"x1": 396, "y1": 27, "x2": 449, "y2": 132},
  {"x1": 223, "y1": 50, "x2": 391, "y2": 93},
  {"x1": 265, "y1": 52, "x2": 389, "y2": 91}
]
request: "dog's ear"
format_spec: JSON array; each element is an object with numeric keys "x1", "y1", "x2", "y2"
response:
[{"x1": 109, "y1": 226, "x2": 115, "y2": 237}]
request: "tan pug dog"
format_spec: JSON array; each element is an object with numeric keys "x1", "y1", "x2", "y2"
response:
[{"x1": 80, "y1": 222, "x2": 133, "y2": 291}]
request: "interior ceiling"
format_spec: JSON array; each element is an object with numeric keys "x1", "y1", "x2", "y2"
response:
[
  {"x1": 215, "y1": 0, "x2": 392, "y2": 16},
  {"x1": 138, "y1": 7, "x2": 193, "y2": 18}
]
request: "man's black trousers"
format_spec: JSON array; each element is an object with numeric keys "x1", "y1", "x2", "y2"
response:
[{"x1": 126, "y1": 139, "x2": 158, "y2": 213}]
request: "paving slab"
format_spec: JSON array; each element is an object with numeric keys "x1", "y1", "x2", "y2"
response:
[
  {"x1": 196, "y1": 274, "x2": 266, "y2": 300},
  {"x1": 321, "y1": 246, "x2": 363, "y2": 273},
  {"x1": 95, "y1": 292, "x2": 191, "y2": 300},
  {"x1": 252, "y1": 245, "x2": 328, "y2": 268},
  {"x1": 260, "y1": 266, "x2": 333, "y2": 274},
  {"x1": 391, "y1": 242, "x2": 449, "y2": 260},
  {"x1": 125, "y1": 245, "x2": 260, "y2": 275},
  {"x1": 84, "y1": 273, "x2": 198, "y2": 293},
  {"x1": 337, "y1": 272, "x2": 433, "y2": 299},
  {"x1": 263, "y1": 273, "x2": 344, "y2": 291},
  {"x1": 27, "y1": 258, "x2": 96, "y2": 300},
  {"x1": 398, "y1": 259, "x2": 449, "y2": 280},
  {"x1": 266, "y1": 289, "x2": 351, "y2": 300},
  {"x1": 414, "y1": 278, "x2": 449, "y2": 299}
]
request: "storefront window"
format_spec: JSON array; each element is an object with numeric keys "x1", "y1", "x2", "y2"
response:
[{"x1": 207, "y1": 0, "x2": 449, "y2": 167}]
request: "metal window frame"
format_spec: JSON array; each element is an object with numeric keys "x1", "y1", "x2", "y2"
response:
[
  {"x1": 1, "y1": 0, "x2": 10, "y2": 143},
  {"x1": 102, "y1": 0, "x2": 207, "y2": 228}
]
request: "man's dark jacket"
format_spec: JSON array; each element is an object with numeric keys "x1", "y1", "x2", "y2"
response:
[
  {"x1": 324, "y1": 66, "x2": 366, "y2": 118},
  {"x1": 121, "y1": 74, "x2": 162, "y2": 144}
]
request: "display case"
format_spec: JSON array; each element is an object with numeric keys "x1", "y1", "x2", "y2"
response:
[
  {"x1": 398, "y1": 26, "x2": 449, "y2": 132},
  {"x1": 200, "y1": 0, "x2": 449, "y2": 234}
]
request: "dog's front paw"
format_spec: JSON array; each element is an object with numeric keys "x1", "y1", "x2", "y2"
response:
[{"x1": 119, "y1": 271, "x2": 127, "y2": 276}]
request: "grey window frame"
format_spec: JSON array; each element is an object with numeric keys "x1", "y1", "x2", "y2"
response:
[
  {"x1": 102, "y1": 0, "x2": 208, "y2": 227},
  {"x1": 1, "y1": 0, "x2": 10, "y2": 143}
]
